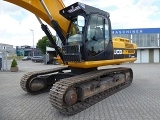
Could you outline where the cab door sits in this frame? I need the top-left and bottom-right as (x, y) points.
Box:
(85, 14), (110, 61)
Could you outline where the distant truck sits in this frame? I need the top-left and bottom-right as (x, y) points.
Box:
(31, 56), (43, 63)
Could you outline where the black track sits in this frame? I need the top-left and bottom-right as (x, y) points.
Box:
(20, 67), (69, 93)
(49, 67), (133, 115)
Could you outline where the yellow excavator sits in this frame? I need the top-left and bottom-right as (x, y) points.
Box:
(5, 0), (137, 115)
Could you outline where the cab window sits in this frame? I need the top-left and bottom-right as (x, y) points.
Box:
(86, 15), (105, 56)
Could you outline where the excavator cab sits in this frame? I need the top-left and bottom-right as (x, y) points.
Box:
(59, 2), (113, 62)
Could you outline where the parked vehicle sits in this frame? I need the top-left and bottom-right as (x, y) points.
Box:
(22, 56), (31, 61)
(31, 56), (43, 63)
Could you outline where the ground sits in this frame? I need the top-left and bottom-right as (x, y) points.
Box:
(0, 61), (160, 120)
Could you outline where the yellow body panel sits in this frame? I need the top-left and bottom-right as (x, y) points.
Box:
(58, 58), (136, 68)
(5, 0), (70, 35)
(68, 58), (136, 68)
(56, 57), (137, 68)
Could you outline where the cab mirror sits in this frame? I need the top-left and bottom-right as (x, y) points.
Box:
(77, 16), (85, 27)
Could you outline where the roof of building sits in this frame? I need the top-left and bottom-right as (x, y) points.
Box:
(112, 28), (160, 34)
(0, 43), (13, 47)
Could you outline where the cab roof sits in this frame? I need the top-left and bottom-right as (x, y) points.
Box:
(60, 2), (110, 20)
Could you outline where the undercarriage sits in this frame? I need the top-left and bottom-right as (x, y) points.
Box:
(20, 66), (133, 115)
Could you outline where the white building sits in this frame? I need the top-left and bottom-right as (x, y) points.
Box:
(0, 43), (15, 55)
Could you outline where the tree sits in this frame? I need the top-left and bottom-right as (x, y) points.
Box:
(36, 36), (56, 54)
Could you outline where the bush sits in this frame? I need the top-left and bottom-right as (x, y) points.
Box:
(11, 59), (18, 67)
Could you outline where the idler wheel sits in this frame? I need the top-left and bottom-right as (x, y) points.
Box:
(29, 78), (45, 91)
(64, 89), (77, 105)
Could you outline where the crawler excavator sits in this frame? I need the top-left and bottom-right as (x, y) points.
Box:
(5, 0), (137, 115)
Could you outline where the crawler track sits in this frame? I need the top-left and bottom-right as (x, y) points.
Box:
(49, 67), (133, 115)
(20, 66), (69, 93)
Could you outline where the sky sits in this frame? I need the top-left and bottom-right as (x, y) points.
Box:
(0, 0), (160, 47)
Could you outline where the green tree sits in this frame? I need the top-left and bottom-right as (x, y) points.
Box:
(36, 36), (56, 54)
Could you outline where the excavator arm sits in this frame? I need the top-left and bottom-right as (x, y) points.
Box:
(4, 0), (70, 36)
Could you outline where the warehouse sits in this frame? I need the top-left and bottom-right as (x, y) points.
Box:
(112, 28), (160, 63)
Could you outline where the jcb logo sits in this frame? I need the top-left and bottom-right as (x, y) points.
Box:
(114, 50), (122, 55)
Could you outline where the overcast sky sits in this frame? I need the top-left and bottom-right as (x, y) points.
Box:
(0, 0), (160, 47)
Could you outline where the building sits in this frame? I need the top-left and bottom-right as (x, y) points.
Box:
(45, 46), (57, 64)
(16, 45), (43, 56)
(0, 43), (15, 55)
(112, 28), (160, 63)
(0, 43), (15, 70)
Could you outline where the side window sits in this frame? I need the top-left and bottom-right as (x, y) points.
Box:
(87, 15), (103, 41)
(87, 15), (97, 41)
(105, 19), (109, 46)
(86, 15), (105, 56)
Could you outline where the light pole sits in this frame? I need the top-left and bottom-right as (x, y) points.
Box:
(30, 29), (34, 57)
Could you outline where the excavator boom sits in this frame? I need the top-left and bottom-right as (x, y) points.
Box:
(5, 0), (70, 36)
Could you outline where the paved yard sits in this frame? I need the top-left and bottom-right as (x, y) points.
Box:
(1, 61), (160, 120)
